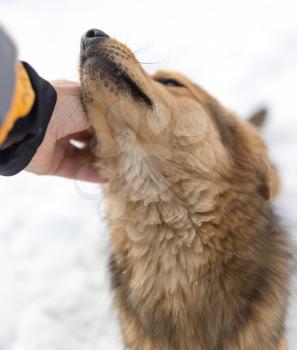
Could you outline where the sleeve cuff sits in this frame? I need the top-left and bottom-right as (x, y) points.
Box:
(0, 62), (57, 176)
(0, 62), (36, 145)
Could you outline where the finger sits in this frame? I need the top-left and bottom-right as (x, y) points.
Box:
(52, 157), (109, 183)
(75, 164), (109, 183)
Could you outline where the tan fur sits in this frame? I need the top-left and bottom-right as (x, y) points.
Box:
(80, 34), (290, 350)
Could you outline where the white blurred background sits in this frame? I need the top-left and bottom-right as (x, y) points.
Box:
(0, 0), (296, 348)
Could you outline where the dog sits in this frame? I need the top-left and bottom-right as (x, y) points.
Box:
(79, 29), (290, 350)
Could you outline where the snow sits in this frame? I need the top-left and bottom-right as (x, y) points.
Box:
(0, 0), (296, 348)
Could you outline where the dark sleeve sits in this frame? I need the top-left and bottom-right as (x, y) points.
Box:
(0, 62), (57, 176)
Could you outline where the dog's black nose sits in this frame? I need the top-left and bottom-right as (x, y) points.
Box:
(81, 29), (109, 50)
(85, 29), (109, 39)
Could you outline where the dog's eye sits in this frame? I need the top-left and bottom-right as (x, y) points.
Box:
(157, 78), (184, 88)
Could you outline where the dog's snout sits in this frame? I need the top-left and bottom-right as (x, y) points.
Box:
(81, 29), (109, 50)
(85, 29), (109, 39)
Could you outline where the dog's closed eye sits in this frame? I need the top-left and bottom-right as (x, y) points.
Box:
(156, 78), (185, 88)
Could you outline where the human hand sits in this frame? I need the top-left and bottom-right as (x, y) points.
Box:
(26, 80), (107, 183)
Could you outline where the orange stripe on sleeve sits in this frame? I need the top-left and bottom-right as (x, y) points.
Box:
(0, 62), (36, 145)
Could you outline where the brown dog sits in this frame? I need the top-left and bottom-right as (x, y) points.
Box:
(79, 29), (290, 350)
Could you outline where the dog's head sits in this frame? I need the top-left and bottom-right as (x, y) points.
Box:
(80, 29), (277, 202)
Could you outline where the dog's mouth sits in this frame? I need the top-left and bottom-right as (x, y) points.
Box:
(80, 29), (153, 108)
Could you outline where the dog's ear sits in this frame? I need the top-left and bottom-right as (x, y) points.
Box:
(248, 108), (268, 128)
(204, 101), (279, 200)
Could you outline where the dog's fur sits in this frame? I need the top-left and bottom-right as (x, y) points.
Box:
(79, 33), (290, 350)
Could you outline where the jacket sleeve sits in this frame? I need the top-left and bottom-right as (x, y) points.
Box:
(0, 28), (57, 176)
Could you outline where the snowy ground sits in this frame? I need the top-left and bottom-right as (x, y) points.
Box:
(0, 0), (296, 348)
